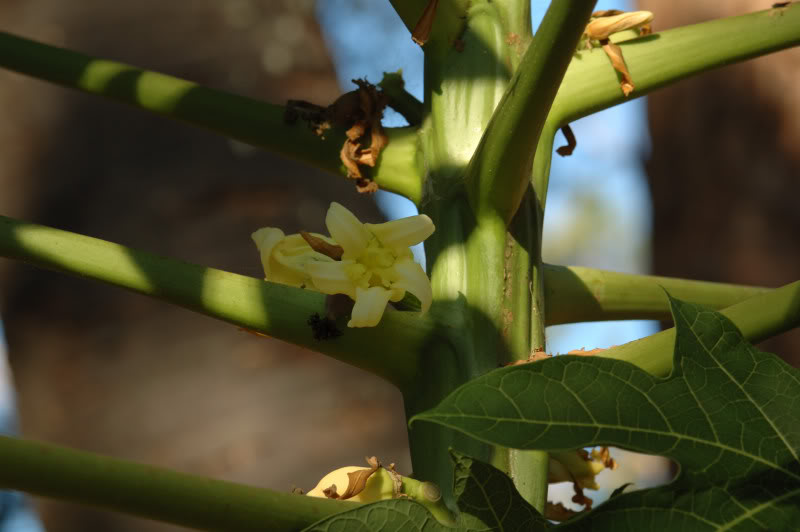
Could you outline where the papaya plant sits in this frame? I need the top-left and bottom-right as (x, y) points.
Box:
(1, 1), (799, 530)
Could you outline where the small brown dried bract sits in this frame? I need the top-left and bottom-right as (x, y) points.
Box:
(340, 141), (362, 179)
(338, 80), (389, 193)
(556, 124), (577, 156)
(545, 501), (582, 522)
(328, 90), (363, 127)
(286, 80), (388, 194)
(346, 121), (367, 142)
(412, 0), (439, 46)
(356, 178), (378, 194)
(300, 231), (344, 260)
(585, 11), (653, 41)
(322, 484), (340, 499)
(602, 41), (635, 96)
(338, 457), (381, 500)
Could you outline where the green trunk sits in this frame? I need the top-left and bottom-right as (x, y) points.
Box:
(401, 0), (547, 509)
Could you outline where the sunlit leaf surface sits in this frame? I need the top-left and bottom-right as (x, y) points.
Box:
(413, 297), (800, 530)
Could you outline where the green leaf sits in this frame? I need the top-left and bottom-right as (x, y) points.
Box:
(303, 450), (550, 531)
(413, 296), (800, 530)
(302, 498), (444, 532)
(451, 450), (549, 531)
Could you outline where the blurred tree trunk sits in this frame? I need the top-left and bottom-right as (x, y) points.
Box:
(0, 2), (406, 532)
(637, 0), (800, 365)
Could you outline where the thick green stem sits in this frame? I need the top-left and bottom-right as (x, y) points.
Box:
(543, 264), (770, 325)
(0, 215), (434, 390)
(500, 190), (549, 511)
(465, 1), (596, 226)
(494, 0), (533, 70)
(550, 3), (800, 125)
(0, 31), (422, 202)
(602, 280), (800, 377)
(481, 2), (599, 510)
(416, 2), (597, 513)
(0, 436), (354, 532)
(402, 477), (457, 526)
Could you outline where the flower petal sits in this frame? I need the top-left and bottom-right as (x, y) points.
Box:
(365, 214), (435, 250)
(391, 259), (432, 313)
(326, 202), (370, 259)
(348, 286), (393, 327)
(268, 260), (311, 287)
(251, 227), (286, 278)
(279, 233), (326, 256)
(306, 260), (357, 299)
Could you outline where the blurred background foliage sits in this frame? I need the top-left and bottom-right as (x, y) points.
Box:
(0, 1), (797, 530)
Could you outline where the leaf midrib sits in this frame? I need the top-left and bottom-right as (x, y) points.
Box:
(418, 415), (799, 481)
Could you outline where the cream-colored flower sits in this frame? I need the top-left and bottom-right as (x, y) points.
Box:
(548, 448), (616, 490)
(252, 202), (435, 327)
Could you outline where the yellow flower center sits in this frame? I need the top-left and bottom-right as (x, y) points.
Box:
(344, 235), (401, 290)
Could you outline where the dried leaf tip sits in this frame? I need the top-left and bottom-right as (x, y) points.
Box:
(411, 0), (439, 46)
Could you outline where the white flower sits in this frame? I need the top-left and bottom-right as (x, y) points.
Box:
(252, 202), (434, 327)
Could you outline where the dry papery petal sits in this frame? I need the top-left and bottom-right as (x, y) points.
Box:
(585, 11), (654, 41)
(601, 41), (635, 97)
(338, 457), (380, 500)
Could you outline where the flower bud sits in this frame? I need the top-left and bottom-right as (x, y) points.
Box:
(306, 465), (397, 502)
